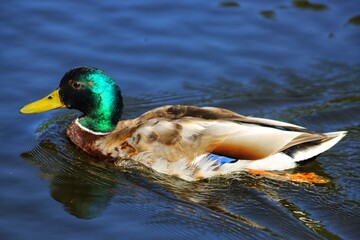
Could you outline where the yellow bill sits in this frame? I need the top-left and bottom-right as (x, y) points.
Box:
(20, 89), (66, 114)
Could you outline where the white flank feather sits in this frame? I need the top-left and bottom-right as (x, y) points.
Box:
(218, 152), (296, 174)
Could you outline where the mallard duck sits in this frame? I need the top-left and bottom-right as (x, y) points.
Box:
(20, 67), (346, 183)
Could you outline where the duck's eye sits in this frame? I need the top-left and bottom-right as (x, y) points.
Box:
(72, 82), (81, 89)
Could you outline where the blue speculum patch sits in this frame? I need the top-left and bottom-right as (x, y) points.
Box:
(208, 154), (237, 165)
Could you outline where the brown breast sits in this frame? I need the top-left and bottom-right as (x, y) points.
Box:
(66, 120), (112, 160)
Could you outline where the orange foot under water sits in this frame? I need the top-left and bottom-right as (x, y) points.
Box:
(247, 169), (329, 184)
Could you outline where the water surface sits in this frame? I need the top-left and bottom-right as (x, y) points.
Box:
(1, 1), (359, 239)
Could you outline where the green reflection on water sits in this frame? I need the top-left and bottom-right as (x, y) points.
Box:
(347, 15), (360, 26)
(260, 10), (276, 20)
(293, 0), (327, 11)
(220, 1), (240, 8)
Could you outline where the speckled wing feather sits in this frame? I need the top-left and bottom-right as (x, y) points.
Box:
(98, 105), (330, 162)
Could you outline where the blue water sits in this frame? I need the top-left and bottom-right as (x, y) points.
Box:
(1, 1), (360, 239)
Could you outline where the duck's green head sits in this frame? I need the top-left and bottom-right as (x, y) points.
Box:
(20, 67), (124, 133)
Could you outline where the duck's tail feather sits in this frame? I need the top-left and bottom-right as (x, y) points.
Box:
(288, 131), (347, 162)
